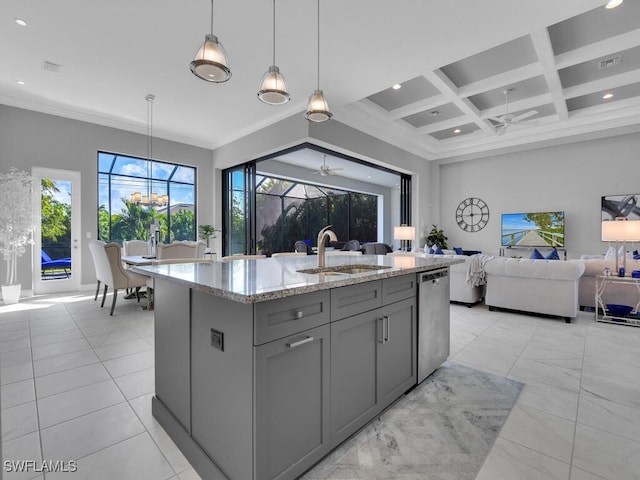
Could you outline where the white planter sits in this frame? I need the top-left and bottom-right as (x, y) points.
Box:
(1, 284), (21, 304)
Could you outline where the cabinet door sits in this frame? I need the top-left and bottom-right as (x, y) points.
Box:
(330, 310), (380, 445)
(255, 324), (331, 480)
(378, 297), (417, 410)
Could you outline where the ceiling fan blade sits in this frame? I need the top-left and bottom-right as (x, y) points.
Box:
(495, 125), (508, 136)
(488, 116), (503, 123)
(330, 167), (343, 172)
(513, 110), (538, 122)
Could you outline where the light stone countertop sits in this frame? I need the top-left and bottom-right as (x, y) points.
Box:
(133, 254), (463, 304)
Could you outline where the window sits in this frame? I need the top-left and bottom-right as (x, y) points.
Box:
(98, 152), (197, 244)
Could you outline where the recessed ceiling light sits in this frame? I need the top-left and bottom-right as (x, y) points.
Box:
(605, 0), (623, 9)
(430, 110), (440, 116)
(14, 18), (27, 26)
(602, 93), (614, 99)
(392, 84), (402, 90)
(16, 80), (25, 85)
(453, 129), (461, 134)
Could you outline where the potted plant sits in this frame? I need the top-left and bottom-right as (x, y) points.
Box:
(425, 224), (448, 250)
(198, 224), (221, 252)
(0, 168), (36, 304)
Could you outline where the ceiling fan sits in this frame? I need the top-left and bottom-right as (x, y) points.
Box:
(313, 155), (343, 176)
(489, 89), (538, 136)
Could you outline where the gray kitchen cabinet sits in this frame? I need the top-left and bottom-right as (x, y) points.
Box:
(377, 297), (417, 409)
(331, 283), (416, 445)
(330, 310), (379, 444)
(255, 324), (331, 480)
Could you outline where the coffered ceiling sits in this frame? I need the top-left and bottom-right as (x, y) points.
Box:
(1, 0), (639, 163)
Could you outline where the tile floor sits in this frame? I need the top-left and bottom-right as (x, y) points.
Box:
(1, 292), (640, 480)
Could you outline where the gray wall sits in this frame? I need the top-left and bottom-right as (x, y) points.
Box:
(0, 105), (213, 290)
(435, 132), (640, 259)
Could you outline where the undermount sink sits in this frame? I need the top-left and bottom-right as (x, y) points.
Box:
(297, 264), (392, 275)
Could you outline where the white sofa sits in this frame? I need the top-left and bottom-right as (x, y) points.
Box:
(484, 257), (586, 322)
(391, 252), (486, 306)
(577, 257), (640, 309)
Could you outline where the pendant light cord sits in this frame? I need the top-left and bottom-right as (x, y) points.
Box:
(272, 0), (276, 65)
(146, 94), (155, 199)
(210, 0), (214, 35)
(316, 0), (320, 89)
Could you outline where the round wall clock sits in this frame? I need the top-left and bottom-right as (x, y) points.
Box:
(456, 197), (489, 232)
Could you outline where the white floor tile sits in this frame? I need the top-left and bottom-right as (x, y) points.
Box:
(34, 362), (111, 399)
(128, 393), (159, 430)
(1, 378), (35, 409)
(46, 432), (174, 480)
(149, 426), (192, 474)
(2, 401), (39, 442)
(93, 338), (152, 362)
(40, 402), (145, 461)
(114, 367), (155, 400)
(33, 349), (100, 377)
(1, 432), (42, 480)
(37, 379), (125, 428)
(572, 423), (640, 480)
(31, 337), (91, 361)
(103, 349), (154, 378)
(499, 403), (575, 463)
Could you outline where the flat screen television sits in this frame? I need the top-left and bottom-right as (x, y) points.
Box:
(501, 211), (565, 247)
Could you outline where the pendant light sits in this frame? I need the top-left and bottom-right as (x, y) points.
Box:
(305, 0), (332, 122)
(190, 0), (231, 83)
(257, 0), (290, 105)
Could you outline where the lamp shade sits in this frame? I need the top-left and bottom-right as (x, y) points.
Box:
(190, 34), (231, 83)
(394, 225), (416, 241)
(602, 219), (640, 241)
(257, 66), (291, 105)
(305, 90), (332, 122)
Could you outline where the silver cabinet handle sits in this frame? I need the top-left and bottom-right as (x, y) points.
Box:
(286, 336), (314, 348)
(293, 311), (303, 319)
(378, 317), (385, 344)
(384, 315), (390, 343)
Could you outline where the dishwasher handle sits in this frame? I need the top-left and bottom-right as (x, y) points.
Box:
(421, 268), (448, 282)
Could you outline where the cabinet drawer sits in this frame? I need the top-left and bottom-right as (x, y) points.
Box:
(382, 274), (416, 305)
(254, 290), (330, 345)
(331, 281), (382, 321)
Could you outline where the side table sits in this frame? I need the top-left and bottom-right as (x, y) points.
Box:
(595, 275), (640, 326)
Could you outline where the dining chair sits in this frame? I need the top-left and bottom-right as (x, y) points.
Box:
(220, 255), (267, 261)
(123, 239), (150, 257)
(157, 240), (206, 260)
(271, 252), (306, 257)
(88, 240), (148, 315)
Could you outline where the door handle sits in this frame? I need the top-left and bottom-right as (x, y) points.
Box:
(286, 336), (314, 349)
(378, 317), (385, 344)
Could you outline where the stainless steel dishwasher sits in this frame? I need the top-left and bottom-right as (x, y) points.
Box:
(418, 268), (450, 383)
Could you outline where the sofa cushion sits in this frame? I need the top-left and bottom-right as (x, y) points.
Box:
(485, 257), (585, 281)
(545, 249), (560, 260)
(453, 247), (464, 255)
(434, 246), (443, 255)
(530, 248), (544, 259)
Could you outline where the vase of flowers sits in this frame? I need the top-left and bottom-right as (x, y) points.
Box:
(0, 168), (36, 304)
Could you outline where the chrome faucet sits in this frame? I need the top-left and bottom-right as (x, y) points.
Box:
(317, 225), (337, 268)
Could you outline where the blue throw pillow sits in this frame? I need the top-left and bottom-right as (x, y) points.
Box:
(545, 248), (560, 260)
(453, 247), (464, 255)
(634, 254), (640, 260)
(428, 247), (435, 254)
(434, 247), (443, 255)
(530, 248), (544, 259)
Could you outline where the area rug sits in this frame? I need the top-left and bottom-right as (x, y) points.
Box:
(301, 361), (523, 480)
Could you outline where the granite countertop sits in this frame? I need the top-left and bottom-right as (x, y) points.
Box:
(133, 254), (463, 304)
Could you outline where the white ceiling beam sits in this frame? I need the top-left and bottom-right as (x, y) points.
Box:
(555, 29), (640, 69)
(480, 93), (553, 118)
(563, 69), (640, 99)
(387, 94), (450, 120)
(424, 70), (494, 133)
(456, 63), (544, 98)
(416, 117), (468, 135)
(530, 29), (569, 121)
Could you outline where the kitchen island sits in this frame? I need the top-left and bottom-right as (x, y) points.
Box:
(135, 254), (462, 480)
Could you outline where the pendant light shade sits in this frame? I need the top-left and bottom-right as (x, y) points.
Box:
(305, 89), (332, 122)
(190, 1), (231, 83)
(258, 66), (290, 105)
(305, 0), (331, 122)
(258, 0), (290, 104)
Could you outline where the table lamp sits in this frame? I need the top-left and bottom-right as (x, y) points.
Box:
(601, 218), (640, 275)
(394, 225), (415, 252)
